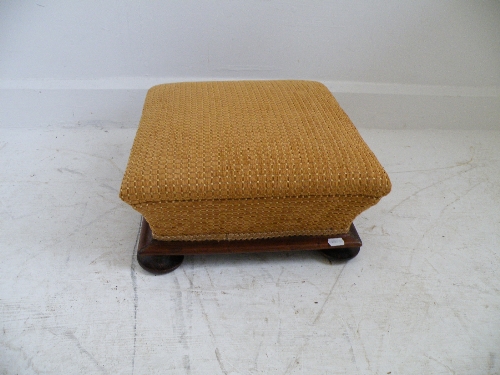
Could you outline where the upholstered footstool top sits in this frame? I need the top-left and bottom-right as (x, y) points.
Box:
(120, 80), (391, 241)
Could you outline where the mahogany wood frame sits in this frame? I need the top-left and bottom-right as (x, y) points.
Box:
(137, 217), (362, 274)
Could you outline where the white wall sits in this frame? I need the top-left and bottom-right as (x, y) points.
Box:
(1, 0), (499, 129)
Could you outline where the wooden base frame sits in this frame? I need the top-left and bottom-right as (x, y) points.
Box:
(137, 217), (362, 274)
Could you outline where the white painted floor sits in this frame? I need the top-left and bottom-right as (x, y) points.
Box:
(1, 126), (499, 375)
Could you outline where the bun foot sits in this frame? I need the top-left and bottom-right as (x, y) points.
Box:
(137, 217), (184, 274)
(320, 247), (360, 261)
(137, 253), (184, 274)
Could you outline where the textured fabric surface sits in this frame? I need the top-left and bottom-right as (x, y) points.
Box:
(120, 80), (391, 240)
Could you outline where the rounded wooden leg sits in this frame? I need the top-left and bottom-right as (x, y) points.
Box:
(137, 253), (184, 274)
(320, 247), (360, 261)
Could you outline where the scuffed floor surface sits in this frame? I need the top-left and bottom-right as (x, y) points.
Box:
(0, 126), (499, 375)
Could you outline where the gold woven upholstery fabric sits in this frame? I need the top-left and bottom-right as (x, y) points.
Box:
(120, 80), (391, 240)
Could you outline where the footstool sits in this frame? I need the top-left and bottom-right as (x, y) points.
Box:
(120, 80), (391, 274)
